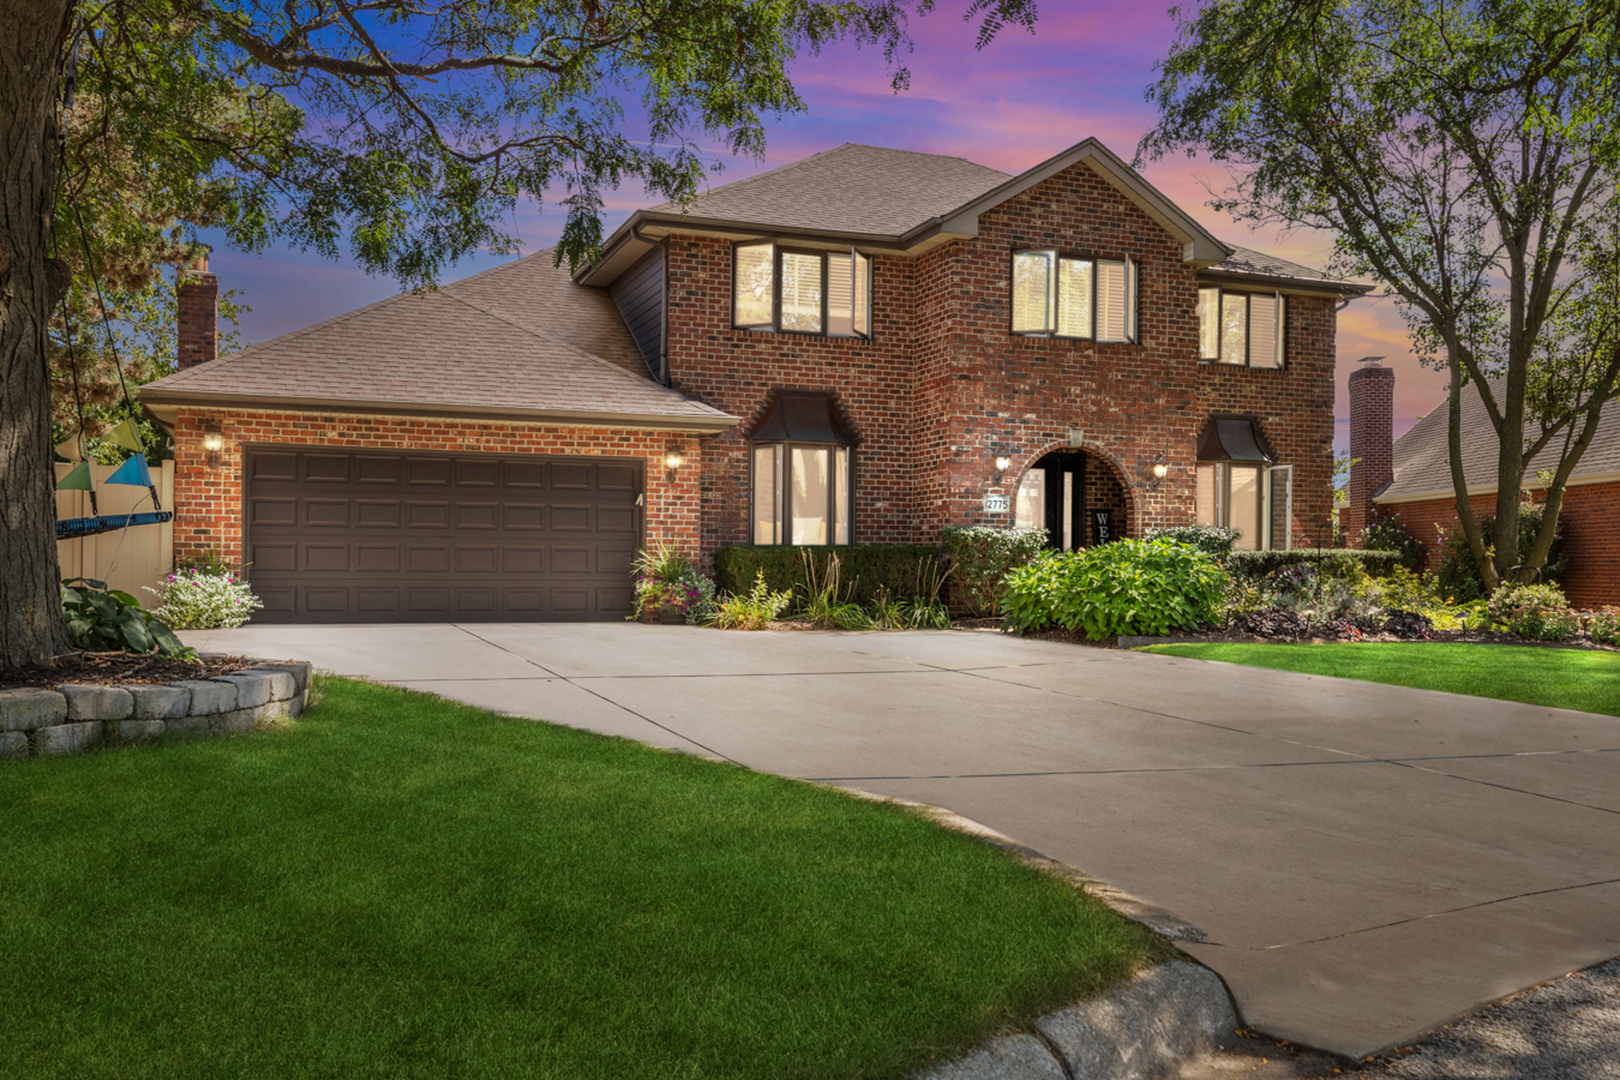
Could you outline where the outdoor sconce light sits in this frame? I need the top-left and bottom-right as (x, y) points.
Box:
(991, 451), (1013, 484)
(1152, 452), (1169, 481)
(202, 423), (223, 468)
(664, 451), (684, 482)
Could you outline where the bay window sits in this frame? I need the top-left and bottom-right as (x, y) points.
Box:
(749, 391), (857, 545)
(732, 241), (872, 337)
(1195, 416), (1292, 550)
(1011, 250), (1136, 342)
(1197, 287), (1285, 367)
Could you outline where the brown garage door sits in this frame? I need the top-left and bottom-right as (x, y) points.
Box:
(244, 448), (641, 622)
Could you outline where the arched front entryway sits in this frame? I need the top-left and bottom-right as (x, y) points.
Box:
(1012, 449), (1130, 550)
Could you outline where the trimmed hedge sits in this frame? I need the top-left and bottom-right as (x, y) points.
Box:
(1225, 548), (1401, 580)
(714, 544), (945, 606)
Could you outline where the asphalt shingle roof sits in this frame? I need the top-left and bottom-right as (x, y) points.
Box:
(142, 251), (734, 427)
(1204, 246), (1370, 291)
(651, 143), (1012, 236)
(1380, 381), (1620, 500)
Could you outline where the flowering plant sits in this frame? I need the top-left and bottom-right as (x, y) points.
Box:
(145, 567), (265, 630)
(629, 545), (716, 624)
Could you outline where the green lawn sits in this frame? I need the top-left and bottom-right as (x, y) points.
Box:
(0, 677), (1165, 1080)
(1142, 642), (1620, 715)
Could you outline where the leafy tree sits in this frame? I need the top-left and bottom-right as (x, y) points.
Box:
(1143, 0), (1620, 594)
(0, 0), (1034, 666)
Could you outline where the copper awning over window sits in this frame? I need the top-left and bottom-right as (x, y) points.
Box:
(748, 391), (858, 445)
(1197, 416), (1272, 463)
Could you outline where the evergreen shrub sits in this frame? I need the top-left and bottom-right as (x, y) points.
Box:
(941, 526), (1049, 617)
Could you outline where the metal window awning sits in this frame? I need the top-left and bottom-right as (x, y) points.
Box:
(748, 391), (858, 445)
(1198, 417), (1272, 463)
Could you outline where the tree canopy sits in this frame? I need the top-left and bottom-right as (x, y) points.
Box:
(1143, 0), (1620, 591)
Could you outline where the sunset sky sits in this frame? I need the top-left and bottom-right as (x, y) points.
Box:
(203, 1), (1447, 451)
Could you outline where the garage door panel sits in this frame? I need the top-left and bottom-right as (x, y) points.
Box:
(304, 455), (351, 483)
(357, 500), (401, 527)
(357, 456), (401, 484)
(304, 499), (349, 527)
(247, 448), (641, 623)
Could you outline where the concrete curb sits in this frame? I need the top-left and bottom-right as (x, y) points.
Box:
(841, 791), (1241, 1079)
(914, 961), (1237, 1080)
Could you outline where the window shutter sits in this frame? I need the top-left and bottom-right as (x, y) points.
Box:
(1249, 293), (1278, 369)
(1267, 465), (1293, 550)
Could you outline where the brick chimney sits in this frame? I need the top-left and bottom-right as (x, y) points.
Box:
(1347, 361), (1395, 541)
(177, 249), (218, 370)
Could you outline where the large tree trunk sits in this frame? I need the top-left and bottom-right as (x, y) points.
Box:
(0, 0), (75, 667)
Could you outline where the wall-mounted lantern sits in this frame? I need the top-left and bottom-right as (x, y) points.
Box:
(663, 451), (684, 483)
(202, 423), (224, 468)
(1152, 451), (1169, 481)
(991, 450), (1013, 484)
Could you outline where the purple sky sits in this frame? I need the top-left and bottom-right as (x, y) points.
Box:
(204, 2), (1444, 451)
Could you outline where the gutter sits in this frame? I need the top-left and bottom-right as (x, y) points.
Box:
(137, 389), (740, 434)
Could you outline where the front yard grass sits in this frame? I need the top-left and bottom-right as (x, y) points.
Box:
(1142, 642), (1620, 716)
(0, 677), (1166, 1080)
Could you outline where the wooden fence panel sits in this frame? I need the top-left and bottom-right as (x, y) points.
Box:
(54, 460), (176, 601)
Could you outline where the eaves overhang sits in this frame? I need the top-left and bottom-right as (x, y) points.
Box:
(137, 388), (740, 434)
(1374, 469), (1620, 505)
(1196, 267), (1376, 299)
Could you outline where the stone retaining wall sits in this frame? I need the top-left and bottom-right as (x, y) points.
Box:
(0, 659), (313, 760)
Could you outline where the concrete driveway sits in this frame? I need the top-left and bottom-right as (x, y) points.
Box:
(180, 622), (1620, 1058)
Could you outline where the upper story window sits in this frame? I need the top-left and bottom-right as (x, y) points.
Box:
(1010, 250), (1137, 343)
(1198, 287), (1285, 367)
(733, 241), (872, 337)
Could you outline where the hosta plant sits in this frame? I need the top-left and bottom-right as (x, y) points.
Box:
(146, 568), (265, 630)
(62, 578), (196, 658)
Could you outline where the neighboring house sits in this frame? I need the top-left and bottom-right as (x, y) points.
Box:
(1365, 381), (1620, 609)
(140, 138), (1370, 623)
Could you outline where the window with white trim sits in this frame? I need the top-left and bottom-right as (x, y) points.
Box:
(1010, 250), (1137, 342)
(732, 241), (872, 337)
(1197, 287), (1285, 367)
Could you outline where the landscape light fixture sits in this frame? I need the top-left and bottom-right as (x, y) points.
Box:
(202, 423), (223, 468)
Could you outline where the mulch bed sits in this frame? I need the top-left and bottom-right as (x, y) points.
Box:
(0, 653), (257, 692)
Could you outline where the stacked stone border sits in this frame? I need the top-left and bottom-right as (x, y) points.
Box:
(0, 659), (313, 760)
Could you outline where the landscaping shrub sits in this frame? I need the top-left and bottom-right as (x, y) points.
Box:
(1003, 539), (1228, 639)
(1589, 608), (1620, 646)
(630, 545), (715, 624)
(1143, 525), (1239, 557)
(1225, 548), (1400, 581)
(942, 526), (1049, 617)
(714, 544), (945, 607)
(710, 572), (793, 630)
(145, 567), (265, 630)
(795, 552), (873, 630)
(1435, 501), (1564, 602)
(1357, 517), (1427, 571)
(61, 577), (195, 658)
(1486, 581), (1578, 642)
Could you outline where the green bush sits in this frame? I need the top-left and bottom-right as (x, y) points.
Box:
(1002, 539), (1228, 640)
(714, 544), (945, 608)
(1486, 582), (1578, 642)
(710, 572), (793, 630)
(1436, 501), (1564, 602)
(61, 577), (196, 658)
(1589, 608), (1620, 646)
(1357, 517), (1427, 572)
(941, 526), (1049, 617)
(1143, 525), (1238, 557)
(1225, 548), (1400, 581)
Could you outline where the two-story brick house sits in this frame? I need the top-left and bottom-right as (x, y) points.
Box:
(140, 137), (1370, 622)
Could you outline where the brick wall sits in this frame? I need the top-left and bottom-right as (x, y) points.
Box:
(170, 408), (702, 570)
(1380, 481), (1620, 608)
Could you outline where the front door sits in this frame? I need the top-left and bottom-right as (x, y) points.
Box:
(1037, 451), (1087, 551)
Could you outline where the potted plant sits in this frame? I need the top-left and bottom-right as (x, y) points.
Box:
(631, 545), (709, 624)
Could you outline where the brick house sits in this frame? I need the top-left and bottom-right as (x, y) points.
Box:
(140, 138), (1370, 623)
(1355, 371), (1620, 609)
